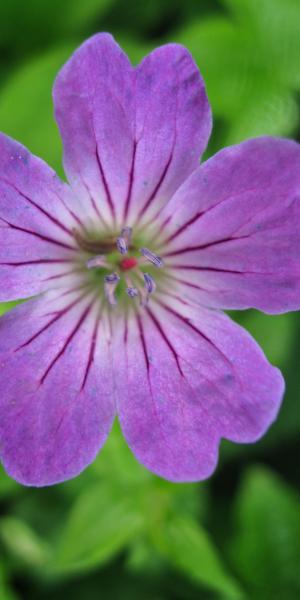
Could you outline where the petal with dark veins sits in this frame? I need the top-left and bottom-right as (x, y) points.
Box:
(53, 33), (211, 227)
(0, 133), (84, 301)
(0, 290), (115, 486)
(159, 137), (300, 313)
(114, 298), (283, 482)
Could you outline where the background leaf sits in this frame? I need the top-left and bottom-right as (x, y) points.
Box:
(153, 516), (244, 599)
(229, 467), (300, 599)
(51, 482), (144, 575)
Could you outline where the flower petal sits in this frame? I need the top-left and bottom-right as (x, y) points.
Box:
(0, 133), (85, 301)
(53, 33), (211, 227)
(114, 299), (283, 482)
(0, 290), (115, 485)
(159, 137), (300, 313)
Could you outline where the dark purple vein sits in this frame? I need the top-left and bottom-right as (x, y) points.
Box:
(155, 299), (232, 367)
(53, 191), (88, 234)
(0, 258), (74, 267)
(146, 307), (184, 377)
(81, 307), (102, 391)
(123, 140), (137, 222)
(95, 146), (116, 223)
(0, 216), (76, 251)
(39, 297), (96, 385)
(123, 311), (129, 346)
(135, 151), (174, 223)
(15, 291), (90, 352)
(0, 176), (74, 238)
(79, 177), (109, 228)
(162, 234), (251, 258)
(168, 264), (247, 275)
(161, 210), (205, 245)
(146, 214), (172, 247)
(136, 314), (150, 374)
(163, 273), (210, 293)
(42, 268), (82, 282)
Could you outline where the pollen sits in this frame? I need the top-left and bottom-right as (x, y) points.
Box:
(120, 256), (138, 271)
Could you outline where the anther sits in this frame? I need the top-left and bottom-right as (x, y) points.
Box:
(143, 272), (156, 294)
(139, 247), (164, 268)
(104, 273), (120, 306)
(86, 255), (108, 269)
(116, 237), (128, 255)
(126, 287), (138, 298)
(124, 274), (138, 299)
(121, 227), (132, 244)
(116, 227), (132, 255)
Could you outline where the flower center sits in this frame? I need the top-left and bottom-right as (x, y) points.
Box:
(84, 226), (164, 306)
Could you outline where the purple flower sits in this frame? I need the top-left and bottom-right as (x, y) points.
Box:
(0, 33), (299, 487)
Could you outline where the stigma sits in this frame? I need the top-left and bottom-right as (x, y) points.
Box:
(120, 256), (138, 271)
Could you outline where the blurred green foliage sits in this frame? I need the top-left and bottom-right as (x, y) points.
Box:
(0, 0), (300, 598)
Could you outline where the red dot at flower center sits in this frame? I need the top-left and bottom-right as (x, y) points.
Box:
(120, 256), (138, 271)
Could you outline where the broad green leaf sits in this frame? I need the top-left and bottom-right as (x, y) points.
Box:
(0, 563), (18, 600)
(177, 15), (299, 144)
(50, 482), (144, 575)
(90, 421), (152, 485)
(232, 311), (295, 369)
(126, 538), (164, 576)
(229, 467), (300, 598)
(177, 18), (262, 118)
(224, 83), (298, 145)
(222, 0), (300, 88)
(0, 467), (21, 499)
(0, 517), (50, 568)
(153, 516), (244, 599)
(91, 423), (206, 524)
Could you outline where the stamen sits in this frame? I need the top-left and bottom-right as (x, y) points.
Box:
(139, 286), (150, 306)
(126, 287), (138, 298)
(86, 255), (108, 269)
(116, 237), (128, 255)
(125, 274), (138, 299)
(121, 227), (132, 244)
(143, 272), (156, 294)
(116, 227), (132, 255)
(104, 272), (120, 306)
(139, 247), (164, 268)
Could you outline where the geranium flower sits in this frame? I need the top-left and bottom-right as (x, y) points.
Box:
(0, 34), (299, 486)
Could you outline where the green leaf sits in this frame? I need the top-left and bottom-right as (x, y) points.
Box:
(177, 14), (299, 144)
(0, 562), (18, 600)
(153, 516), (244, 599)
(177, 18), (258, 118)
(0, 466), (22, 499)
(229, 467), (300, 598)
(222, 0), (300, 88)
(224, 83), (298, 145)
(50, 482), (144, 575)
(232, 311), (295, 369)
(0, 517), (50, 568)
(0, 302), (19, 318)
